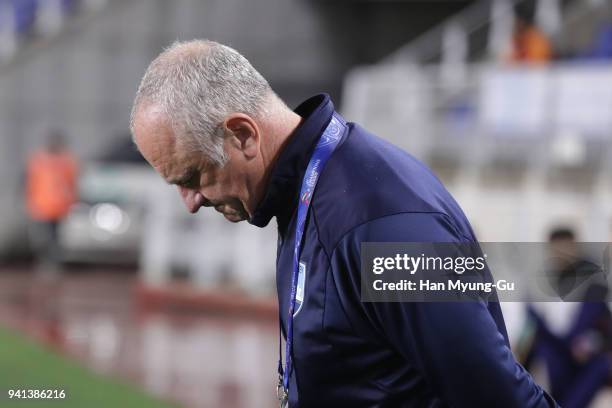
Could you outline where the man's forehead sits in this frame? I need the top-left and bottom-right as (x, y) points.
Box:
(133, 104), (215, 185)
(133, 105), (179, 178)
(133, 104), (170, 139)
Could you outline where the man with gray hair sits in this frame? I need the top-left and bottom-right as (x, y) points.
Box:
(131, 40), (557, 407)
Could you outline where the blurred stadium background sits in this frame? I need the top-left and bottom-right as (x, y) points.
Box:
(1, 0), (612, 407)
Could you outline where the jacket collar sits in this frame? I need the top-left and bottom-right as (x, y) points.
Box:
(250, 94), (335, 232)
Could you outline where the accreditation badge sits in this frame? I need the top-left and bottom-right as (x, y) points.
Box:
(293, 262), (306, 317)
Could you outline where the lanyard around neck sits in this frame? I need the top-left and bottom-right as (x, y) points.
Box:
(278, 113), (346, 401)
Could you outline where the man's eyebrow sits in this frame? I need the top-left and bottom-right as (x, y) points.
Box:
(166, 169), (195, 185)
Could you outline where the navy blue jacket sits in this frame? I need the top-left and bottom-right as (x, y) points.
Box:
(251, 95), (557, 407)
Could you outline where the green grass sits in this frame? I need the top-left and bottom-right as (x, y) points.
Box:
(0, 326), (177, 408)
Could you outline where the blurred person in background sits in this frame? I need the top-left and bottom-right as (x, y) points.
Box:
(581, 1), (612, 60)
(509, 10), (552, 64)
(547, 228), (607, 302)
(131, 40), (557, 407)
(26, 130), (78, 273)
(518, 228), (612, 408)
(585, 22), (612, 60)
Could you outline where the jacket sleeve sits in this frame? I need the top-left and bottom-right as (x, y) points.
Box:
(329, 212), (558, 408)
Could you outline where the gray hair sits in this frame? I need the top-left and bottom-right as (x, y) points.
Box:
(130, 40), (274, 166)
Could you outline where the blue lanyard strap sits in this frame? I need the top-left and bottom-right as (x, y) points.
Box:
(278, 113), (346, 398)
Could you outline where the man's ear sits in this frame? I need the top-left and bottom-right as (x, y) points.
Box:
(223, 113), (260, 159)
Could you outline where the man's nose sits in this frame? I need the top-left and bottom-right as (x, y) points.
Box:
(177, 186), (206, 213)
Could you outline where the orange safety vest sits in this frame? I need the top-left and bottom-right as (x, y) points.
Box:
(26, 150), (78, 221)
(511, 26), (552, 64)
